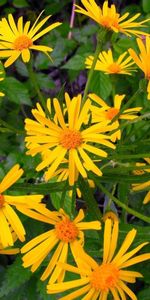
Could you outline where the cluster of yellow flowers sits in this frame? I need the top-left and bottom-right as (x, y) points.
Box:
(0, 166), (150, 300)
(0, 1), (150, 299)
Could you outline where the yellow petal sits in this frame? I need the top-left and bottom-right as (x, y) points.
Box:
(0, 164), (23, 193)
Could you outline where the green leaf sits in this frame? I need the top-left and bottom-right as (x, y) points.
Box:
(13, 0), (29, 7)
(36, 73), (55, 90)
(62, 54), (86, 70)
(0, 256), (31, 297)
(119, 223), (150, 246)
(79, 176), (102, 221)
(37, 279), (57, 300)
(88, 71), (112, 99)
(118, 183), (130, 205)
(138, 287), (150, 300)
(0, 77), (32, 106)
(10, 181), (71, 193)
(142, 0), (150, 13)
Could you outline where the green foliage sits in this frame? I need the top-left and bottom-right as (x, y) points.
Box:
(0, 256), (31, 297)
(142, 0), (150, 12)
(0, 77), (31, 105)
(13, 0), (29, 8)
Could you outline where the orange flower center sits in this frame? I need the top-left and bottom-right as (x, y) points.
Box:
(59, 129), (82, 149)
(106, 107), (119, 120)
(90, 263), (119, 291)
(13, 35), (33, 51)
(0, 194), (5, 208)
(100, 16), (119, 30)
(108, 62), (121, 74)
(55, 217), (79, 243)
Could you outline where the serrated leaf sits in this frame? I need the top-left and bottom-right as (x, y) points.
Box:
(0, 256), (31, 297)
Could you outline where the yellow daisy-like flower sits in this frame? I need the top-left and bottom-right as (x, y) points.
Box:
(129, 37), (150, 100)
(47, 218), (150, 300)
(132, 158), (150, 204)
(0, 229), (19, 255)
(89, 93), (142, 142)
(75, 0), (150, 37)
(25, 94), (117, 186)
(21, 208), (101, 284)
(0, 12), (61, 67)
(85, 50), (135, 75)
(0, 164), (51, 248)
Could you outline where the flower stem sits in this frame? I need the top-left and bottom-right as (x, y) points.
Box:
(68, 0), (76, 39)
(82, 28), (107, 105)
(27, 59), (47, 111)
(96, 181), (150, 224)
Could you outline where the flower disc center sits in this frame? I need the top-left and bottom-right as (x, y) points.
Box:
(90, 263), (119, 291)
(108, 62), (121, 74)
(55, 218), (79, 243)
(13, 35), (33, 51)
(59, 129), (82, 149)
(106, 107), (119, 120)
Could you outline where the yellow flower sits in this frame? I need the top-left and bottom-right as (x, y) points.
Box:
(0, 229), (19, 255)
(0, 12), (61, 67)
(132, 158), (150, 204)
(75, 0), (150, 36)
(0, 164), (50, 248)
(25, 94), (116, 186)
(129, 37), (150, 99)
(21, 208), (101, 284)
(85, 50), (135, 75)
(89, 93), (142, 142)
(103, 211), (119, 223)
(47, 218), (150, 300)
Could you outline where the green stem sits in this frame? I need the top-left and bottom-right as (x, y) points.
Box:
(82, 28), (107, 105)
(107, 184), (116, 209)
(27, 59), (46, 111)
(96, 181), (150, 224)
(121, 87), (143, 112)
(71, 183), (77, 216)
(60, 180), (68, 210)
